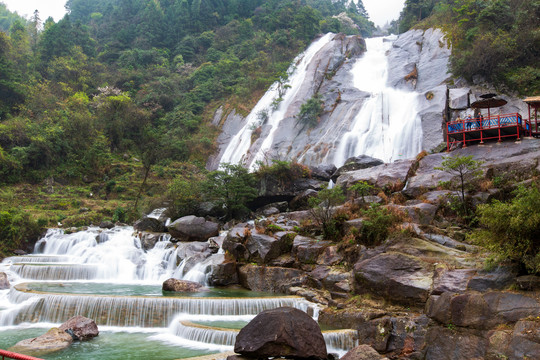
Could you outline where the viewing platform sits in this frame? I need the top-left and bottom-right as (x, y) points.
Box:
(445, 113), (536, 151)
(445, 95), (540, 151)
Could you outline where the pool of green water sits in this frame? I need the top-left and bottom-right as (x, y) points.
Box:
(0, 328), (215, 360)
(22, 282), (285, 298)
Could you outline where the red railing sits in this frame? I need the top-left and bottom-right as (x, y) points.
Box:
(0, 350), (43, 360)
(446, 113), (531, 151)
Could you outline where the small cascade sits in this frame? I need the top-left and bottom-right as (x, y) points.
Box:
(219, 33), (334, 170)
(4, 287), (314, 327)
(10, 263), (99, 281)
(172, 321), (238, 346)
(333, 36), (422, 166)
(323, 329), (359, 354)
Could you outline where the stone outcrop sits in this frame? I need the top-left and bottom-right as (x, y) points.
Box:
(133, 217), (166, 232)
(0, 271), (9, 289)
(340, 344), (388, 360)
(234, 307), (327, 359)
(167, 215), (219, 241)
(9, 328), (74, 356)
(162, 278), (206, 292)
(58, 315), (99, 341)
(354, 252), (434, 305)
(238, 264), (306, 293)
(336, 160), (414, 190)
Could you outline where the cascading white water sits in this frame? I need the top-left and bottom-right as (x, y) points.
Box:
(219, 33), (334, 170)
(19, 227), (214, 284)
(333, 36), (423, 167)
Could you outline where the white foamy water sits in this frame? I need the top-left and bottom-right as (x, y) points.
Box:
(333, 36), (422, 166)
(219, 33), (334, 170)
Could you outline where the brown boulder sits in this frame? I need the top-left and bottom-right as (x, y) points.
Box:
(340, 344), (387, 360)
(238, 264), (306, 293)
(59, 315), (99, 341)
(234, 307), (327, 359)
(162, 278), (206, 292)
(9, 328), (73, 357)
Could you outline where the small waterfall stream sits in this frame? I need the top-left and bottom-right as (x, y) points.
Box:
(0, 226), (356, 358)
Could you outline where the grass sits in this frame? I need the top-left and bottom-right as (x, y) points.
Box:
(0, 156), (187, 228)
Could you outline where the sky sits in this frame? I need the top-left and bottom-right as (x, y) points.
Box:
(1, 0), (404, 27)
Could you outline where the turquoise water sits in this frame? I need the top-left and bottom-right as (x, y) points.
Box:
(23, 282), (283, 298)
(0, 328), (215, 360)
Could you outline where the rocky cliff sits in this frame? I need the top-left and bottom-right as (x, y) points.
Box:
(208, 29), (530, 171)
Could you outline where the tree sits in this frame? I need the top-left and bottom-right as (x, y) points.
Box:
(308, 185), (346, 239)
(435, 154), (483, 217)
(205, 163), (257, 220)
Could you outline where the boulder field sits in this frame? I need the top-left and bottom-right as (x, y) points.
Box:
(138, 140), (540, 359)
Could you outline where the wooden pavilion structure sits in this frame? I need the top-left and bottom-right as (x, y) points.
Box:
(446, 96), (540, 151)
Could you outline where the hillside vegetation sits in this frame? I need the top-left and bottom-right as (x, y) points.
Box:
(395, 0), (540, 94)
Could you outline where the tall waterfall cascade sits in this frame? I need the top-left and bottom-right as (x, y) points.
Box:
(219, 33), (335, 170)
(332, 36), (422, 166)
(212, 29), (453, 170)
(0, 226), (356, 358)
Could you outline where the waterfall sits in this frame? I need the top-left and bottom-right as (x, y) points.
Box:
(24, 227), (209, 283)
(219, 33), (335, 170)
(333, 36), (422, 167)
(4, 287), (313, 327)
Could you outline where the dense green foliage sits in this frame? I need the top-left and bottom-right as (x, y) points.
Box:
(359, 203), (397, 246)
(471, 184), (540, 274)
(205, 163), (258, 220)
(0, 0), (374, 186)
(0, 208), (42, 257)
(396, 0), (540, 94)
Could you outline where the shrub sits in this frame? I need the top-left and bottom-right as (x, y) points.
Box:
(359, 203), (398, 246)
(112, 207), (126, 223)
(0, 208), (43, 257)
(470, 184), (540, 274)
(297, 94), (323, 128)
(308, 185), (346, 240)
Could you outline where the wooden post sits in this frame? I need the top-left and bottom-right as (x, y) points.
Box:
(498, 115), (501, 142)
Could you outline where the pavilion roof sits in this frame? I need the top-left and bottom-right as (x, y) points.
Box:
(524, 96), (540, 104)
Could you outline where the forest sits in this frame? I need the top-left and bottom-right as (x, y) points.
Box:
(0, 0), (373, 186)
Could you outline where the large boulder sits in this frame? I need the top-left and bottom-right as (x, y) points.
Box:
(292, 236), (332, 265)
(331, 155), (385, 181)
(0, 271), (10, 289)
(133, 217), (166, 232)
(354, 252), (434, 305)
(59, 315), (99, 341)
(238, 264), (306, 293)
(9, 328), (74, 356)
(246, 231), (294, 264)
(167, 216), (219, 241)
(340, 344), (387, 360)
(336, 160), (414, 190)
(162, 278), (206, 292)
(234, 307), (327, 359)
